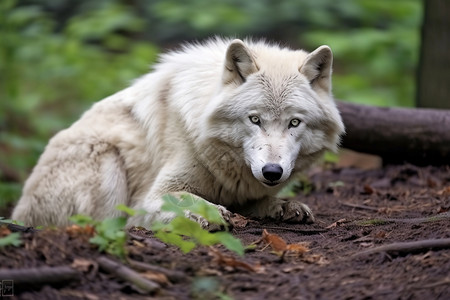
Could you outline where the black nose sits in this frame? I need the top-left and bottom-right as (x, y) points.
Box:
(262, 163), (283, 182)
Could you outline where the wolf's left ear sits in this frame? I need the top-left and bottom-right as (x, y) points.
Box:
(300, 45), (333, 94)
(223, 39), (259, 85)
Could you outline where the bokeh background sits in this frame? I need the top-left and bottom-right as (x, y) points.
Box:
(0, 0), (423, 209)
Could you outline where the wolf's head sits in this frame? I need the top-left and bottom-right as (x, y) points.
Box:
(202, 39), (345, 188)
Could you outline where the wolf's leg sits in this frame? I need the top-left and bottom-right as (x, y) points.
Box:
(236, 197), (315, 224)
(11, 141), (128, 227)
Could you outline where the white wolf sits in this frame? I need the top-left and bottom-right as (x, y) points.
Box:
(12, 38), (344, 228)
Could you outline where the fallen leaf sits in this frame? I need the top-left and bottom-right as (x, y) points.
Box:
(66, 225), (95, 237)
(302, 254), (328, 265)
(0, 226), (12, 237)
(71, 258), (98, 273)
(261, 229), (309, 257)
(325, 218), (347, 229)
(282, 265), (305, 273)
(141, 271), (170, 285)
(437, 186), (450, 196)
(229, 213), (249, 228)
(132, 240), (146, 248)
(286, 243), (309, 255)
(262, 229), (287, 253)
(363, 184), (375, 195)
(209, 247), (264, 273)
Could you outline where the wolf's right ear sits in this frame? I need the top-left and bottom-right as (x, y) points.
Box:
(223, 39), (259, 85)
(300, 45), (333, 95)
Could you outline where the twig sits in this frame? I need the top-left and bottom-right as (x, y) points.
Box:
(0, 221), (39, 233)
(127, 259), (186, 283)
(97, 256), (160, 293)
(0, 266), (79, 284)
(339, 201), (379, 211)
(127, 231), (167, 250)
(353, 238), (450, 258)
(241, 226), (327, 235)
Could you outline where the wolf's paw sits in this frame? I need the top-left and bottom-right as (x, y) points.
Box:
(185, 204), (233, 232)
(279, 201), (315, 224)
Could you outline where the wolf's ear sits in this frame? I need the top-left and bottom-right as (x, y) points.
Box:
(300, 45), (333, 94)
(223, 39), (259, 85)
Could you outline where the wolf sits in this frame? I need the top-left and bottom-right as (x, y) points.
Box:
(12, 38), (345, 228)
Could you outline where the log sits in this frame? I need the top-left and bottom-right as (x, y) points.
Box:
(337, 101), (450, 165)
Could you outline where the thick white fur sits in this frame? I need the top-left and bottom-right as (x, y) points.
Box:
(12, 38), (345, 227)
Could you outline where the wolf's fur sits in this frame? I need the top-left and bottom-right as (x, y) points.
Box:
(12, 38), (345, 227)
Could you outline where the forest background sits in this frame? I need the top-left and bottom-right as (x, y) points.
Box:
(0, 0), (422, 209)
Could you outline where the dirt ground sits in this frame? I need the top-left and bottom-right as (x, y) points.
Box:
(1, 164), (450, 300)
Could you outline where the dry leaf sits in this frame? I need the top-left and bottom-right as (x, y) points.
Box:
(71, 258), (98, 273)
(262, 229), (287, 253)
(141, 271), (170, 285)
(229, 213), (249, 228)
(325, 218), (347, 229)
(437, 186), (450, 196)
(282, 265), (305, 273)
(66, 225), (95, 236)
(261, 229), (309, 256)
(209, 247), (264, 273)
(363, 184), (375, 195)
(0, 226), (12, 237)
(302, 254), (328, 265)
(286, 243), (309, 255)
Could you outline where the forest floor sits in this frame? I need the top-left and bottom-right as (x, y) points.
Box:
(1, 164), (450, 299)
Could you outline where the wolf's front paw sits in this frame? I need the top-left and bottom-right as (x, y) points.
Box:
(280, 201), (315, 224)
(185, 204), (233, 232)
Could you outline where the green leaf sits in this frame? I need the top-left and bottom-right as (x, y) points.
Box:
(89, 235), (109, 251)
(213, 232), (245, 256)
(154, 230), (196, 253)
(115, 204), (146, 216)
(0, 232), (22, 247)
(69, 214), (95, 226)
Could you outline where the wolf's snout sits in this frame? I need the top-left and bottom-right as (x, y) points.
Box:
(262, 163), (283, 182)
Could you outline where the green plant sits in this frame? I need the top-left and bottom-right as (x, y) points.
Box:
(69, 204), (145, 259)
(0, 232), (22, 248)
(152, 194), (244, 256)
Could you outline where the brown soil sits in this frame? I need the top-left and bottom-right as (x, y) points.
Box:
(1, 164), (450, 299)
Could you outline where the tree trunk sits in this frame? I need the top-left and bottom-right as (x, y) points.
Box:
(337, 101), (450, 165)
(417, 0), (450, 109)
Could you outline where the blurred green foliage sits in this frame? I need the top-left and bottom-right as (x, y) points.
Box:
(0, 0), (422, 209)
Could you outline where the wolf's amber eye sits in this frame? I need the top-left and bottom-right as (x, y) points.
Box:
(289, 118), (301, 128)
(249, 116), (261, 125)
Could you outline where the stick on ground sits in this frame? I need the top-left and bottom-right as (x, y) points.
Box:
(97, 256), (160, 293)
(0, 266), (79, 285)
(353, 238), (450, 258)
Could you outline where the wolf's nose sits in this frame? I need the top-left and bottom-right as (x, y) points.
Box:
(262, 163), (283, 182)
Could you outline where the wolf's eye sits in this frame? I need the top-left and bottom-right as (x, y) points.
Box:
(249, 116), (261, 125)
(289, 118), (301, 128)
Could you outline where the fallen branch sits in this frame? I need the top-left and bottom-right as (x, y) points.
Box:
(97, 256), (160, 293)
(337, 101), (450, 165)
(127, 259), (186, 283)
(353, 238), (450, 258)
(0, 266), (79, 285)
(356, 212), (450, 226)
